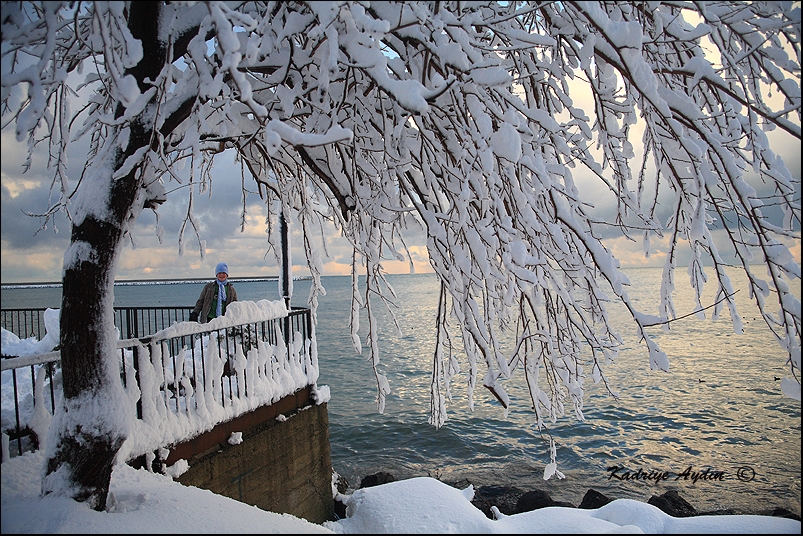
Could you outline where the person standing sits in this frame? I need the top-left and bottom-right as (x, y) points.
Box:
(190, 262), (238, 323)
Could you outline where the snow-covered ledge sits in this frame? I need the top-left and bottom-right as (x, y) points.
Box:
(119, 300), (321, 462)
(1, 300), (324, 465)
(146, 299), (288, 341)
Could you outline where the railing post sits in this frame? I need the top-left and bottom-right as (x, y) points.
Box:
(280, 206), (292, 309)
(133, 344), (143, 420)
(129, 308), (138, 340)
(280, 207), (292, 350)
(11, 369), (22, 456)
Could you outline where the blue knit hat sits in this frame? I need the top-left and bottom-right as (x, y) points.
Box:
(215, 262), (228, 275)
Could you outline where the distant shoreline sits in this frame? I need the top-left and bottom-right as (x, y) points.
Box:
(1, 275), (312, 290)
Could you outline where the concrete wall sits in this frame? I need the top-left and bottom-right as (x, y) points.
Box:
(153, 388), (334, 524)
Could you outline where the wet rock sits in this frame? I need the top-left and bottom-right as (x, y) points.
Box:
(447, 478), (473, 491)
(333, 497), (347, 520)
(334, 473), (349, 494)
(332, 473), (350, 520)
(516, 489), (554, 512)
(758, 507), (801, 521)
(359, 471), (396, 488)
(648, 490), (697, 517)
(579, 489), (613, 510)
(471, 485), (524, 519)
(699, 509), (739, 516)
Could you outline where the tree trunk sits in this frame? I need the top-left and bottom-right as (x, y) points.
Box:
(42, 2), (167, 511)
(44, 205), (131, 509)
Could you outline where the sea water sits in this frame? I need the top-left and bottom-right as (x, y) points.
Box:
(1, 267), (800, 515)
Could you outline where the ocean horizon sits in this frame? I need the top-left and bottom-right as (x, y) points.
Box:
(0, 274), (313, 290)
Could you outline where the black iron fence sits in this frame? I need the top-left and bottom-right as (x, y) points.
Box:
(1, 305), (313, 459)
(2, 306), (197, 342)
(1, 308), (51, 342)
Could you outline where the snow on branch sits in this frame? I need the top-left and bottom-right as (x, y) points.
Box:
(2, 1), (800, 474)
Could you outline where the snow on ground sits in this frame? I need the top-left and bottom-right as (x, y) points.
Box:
(1, 450), (799, 534)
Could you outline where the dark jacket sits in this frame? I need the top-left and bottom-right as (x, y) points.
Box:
(192, 281), (237, 323)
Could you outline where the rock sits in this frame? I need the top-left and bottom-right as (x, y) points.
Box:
(333, 497), (347, 520)
(758, 508), (801, 521)
(447, 478), (473, 491)
(579, 489), (612, 509)
(698, 509), (739, 516)
(334, 473), (349, 494)
(359, 471), (396, 488)
(332, 473), (350, 521)
(471, 485), (524, 519)
(516, 489), (554, 512)
(648, 490), (697, 517)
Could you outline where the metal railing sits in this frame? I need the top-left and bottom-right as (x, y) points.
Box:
(1, 306), (197, 342)
(1, 305), (312, 459)
(1, 308), (51, 342)
(115, 306), (196, 339)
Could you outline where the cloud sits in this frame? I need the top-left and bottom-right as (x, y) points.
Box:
(0, 245), (66, 283)
(603, 228), (802, 274)
(2, 83), (799, 285)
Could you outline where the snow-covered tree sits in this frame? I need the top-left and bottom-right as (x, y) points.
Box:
(2, 1), (800, 509)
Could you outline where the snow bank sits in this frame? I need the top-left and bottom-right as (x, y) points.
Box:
(1, 309), (61, 437)
(323, 476), (800, 534)
(1, 452), (799, 534)
(325, 477), (487, 533)
(1, 450), (332, 534)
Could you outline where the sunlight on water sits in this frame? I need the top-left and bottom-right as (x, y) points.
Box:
(2, 267), (799, 515)
(310, 269), (800, 515)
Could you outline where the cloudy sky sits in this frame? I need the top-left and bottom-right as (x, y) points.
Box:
(2, 32), (801, 287)
(0, 121), (437, 284)
(2, 108), (800, 285)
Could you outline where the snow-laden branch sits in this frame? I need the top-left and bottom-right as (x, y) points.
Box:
(2, 1), (800, 484)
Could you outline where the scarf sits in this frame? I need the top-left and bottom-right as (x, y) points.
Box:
(216, 280), (227, 317)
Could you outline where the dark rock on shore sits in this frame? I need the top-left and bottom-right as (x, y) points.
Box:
(648, 490), (697, 517)
(333, 473), (349, 520)
(578, 489), (613, 510)
(471, 485), (524, 518)
(516, 489), (575, 512)
(334, 473), (349, 494)
(359, 471), (397, 489)
(333, 497), (347, 520)
(697, 508), (739, 516)
(470, 485), (576, 519)
(516, 489), (554, 512)
(758, 507), (802, 521)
